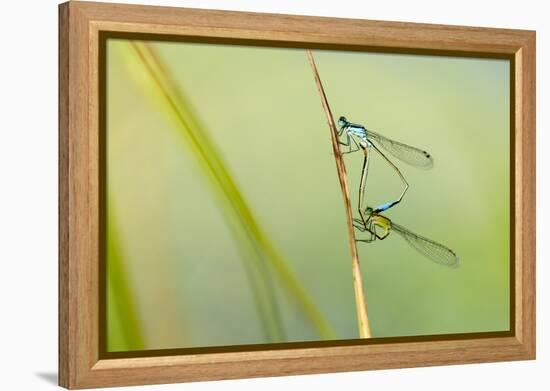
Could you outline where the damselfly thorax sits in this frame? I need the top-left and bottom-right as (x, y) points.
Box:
(367, 213), (392, 240)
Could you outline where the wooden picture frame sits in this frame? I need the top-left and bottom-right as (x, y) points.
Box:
(59, 1), (536, 389)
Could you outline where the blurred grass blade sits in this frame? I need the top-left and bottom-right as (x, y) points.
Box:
(127, 40), (336, 340)
(107, 207), (145, 351)
(131, 41), (284, 342)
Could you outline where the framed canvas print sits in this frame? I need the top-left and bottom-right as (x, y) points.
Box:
(58, 1), (536, 389)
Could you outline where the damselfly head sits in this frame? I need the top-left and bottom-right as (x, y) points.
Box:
(338, 116), (348, 127)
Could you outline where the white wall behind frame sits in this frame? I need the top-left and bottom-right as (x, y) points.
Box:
(0, 0), (546, 390)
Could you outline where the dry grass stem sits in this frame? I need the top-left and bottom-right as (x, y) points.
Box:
(306, 49), (371, 338)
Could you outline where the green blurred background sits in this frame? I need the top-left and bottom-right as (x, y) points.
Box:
(106, 39), (510, 352)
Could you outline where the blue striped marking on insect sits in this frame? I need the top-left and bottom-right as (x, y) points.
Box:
(374, 201), (398, 213)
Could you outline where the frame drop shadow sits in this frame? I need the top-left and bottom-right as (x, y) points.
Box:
(35, 372), (57, 385)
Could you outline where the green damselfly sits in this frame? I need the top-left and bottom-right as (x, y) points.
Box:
(353, 207), (459, 268)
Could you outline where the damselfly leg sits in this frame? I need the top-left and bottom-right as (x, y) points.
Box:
(353, 215), (391, 243)
(338, 131), (362, 154)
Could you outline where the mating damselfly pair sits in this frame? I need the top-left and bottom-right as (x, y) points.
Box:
(337, 116), (459, 268)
